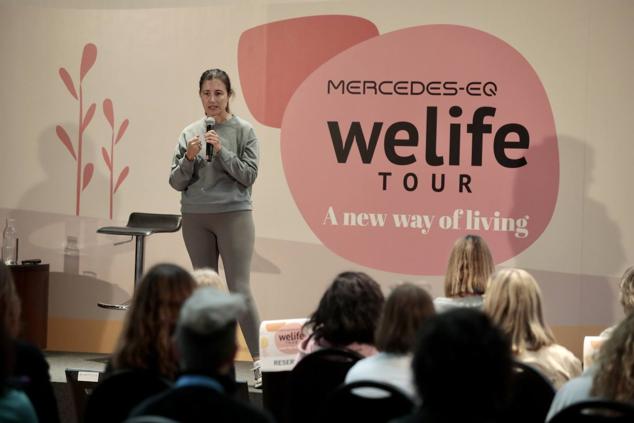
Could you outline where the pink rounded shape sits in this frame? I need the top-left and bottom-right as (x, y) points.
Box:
(238, 16), (379, 128)
(281, 25), (559, 275)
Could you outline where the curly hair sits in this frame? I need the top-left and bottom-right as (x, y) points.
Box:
(444, 235), (494, 297)
(591, 312), (634, 402)
(304, 271), (384, 347)
(112, 263), (197, 379)
(375, 282), (435, 354)
(0, 262), (21, 338)
(484, 268), (555, 354)
(619, 266), (634, 315)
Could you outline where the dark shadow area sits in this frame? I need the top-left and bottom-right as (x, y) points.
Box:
(509, 135), (626, 328)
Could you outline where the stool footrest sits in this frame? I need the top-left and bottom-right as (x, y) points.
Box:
(97, 227), (153, 236)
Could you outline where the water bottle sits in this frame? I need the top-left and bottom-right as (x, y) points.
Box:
(63, 235), (80, 274)
(2, 218), (17, 265)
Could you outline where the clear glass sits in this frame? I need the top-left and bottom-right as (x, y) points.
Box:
(64, 235), (80, 274)
(2, 218), (17, 265)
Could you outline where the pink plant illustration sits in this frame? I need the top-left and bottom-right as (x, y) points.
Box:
(101, 99), (130, 219)
(56, 43), (97, 216)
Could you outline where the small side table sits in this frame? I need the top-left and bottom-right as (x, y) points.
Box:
(9, 263), (49, 349)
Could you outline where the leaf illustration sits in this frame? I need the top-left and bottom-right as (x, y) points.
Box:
(101, 147), (112, 171)
(82, 103), (96, 131)
(116, 119), (129, 144)
(58, 68), (78, 100)
(80, 43), (97, 82)
(114, 166), (129, 193)
(103, 98), (114, 128)
(55, 125), (76, 160)
(82, 163), (94, 191)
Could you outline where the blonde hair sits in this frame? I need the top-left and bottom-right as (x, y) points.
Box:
(484, 268), (555, 354)
(619, 266), (634, 315)
(191, 268), (226, 291)
(591, 312), (634, 402)
(444, 235), (494, 297)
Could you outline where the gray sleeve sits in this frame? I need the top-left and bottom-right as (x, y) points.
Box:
(217, 126), (259, 187)
(545, 370), (595, 421)
(169, 133), (200, 191)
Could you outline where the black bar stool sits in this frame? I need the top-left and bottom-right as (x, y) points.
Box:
(97, 213), (182, 310)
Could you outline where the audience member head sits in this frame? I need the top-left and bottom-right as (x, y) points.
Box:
(305, 271), (384, 347)
(174, 287), (246, 375)
(0, 323), (15, 395)
(591, 312), (634, 402)
(618, 266), (634, 316)
(444, 235), (494, 297)
(0, 262), (20, 338)
(484, 268), (555, 354)
(112, 263), (197, 379)
(412, 309), (512, 422)
(191, 268), (225, 291)
(375, 283), (435, 354)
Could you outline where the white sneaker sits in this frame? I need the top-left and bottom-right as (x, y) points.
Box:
(252, 359), (262, 389)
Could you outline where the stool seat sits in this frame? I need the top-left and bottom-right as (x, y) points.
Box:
(98, 227), (158, 237)
(98, 212), (182, 236)
(97, 213), (182, 310)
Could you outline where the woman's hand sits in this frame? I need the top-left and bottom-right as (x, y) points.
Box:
(185, 136), (202, 161)
(204, 130), (222, 153)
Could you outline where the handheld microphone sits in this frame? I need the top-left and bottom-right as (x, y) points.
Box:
(204, 117), (215, 161)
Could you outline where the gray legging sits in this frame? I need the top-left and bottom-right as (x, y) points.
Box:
(182, 211), (260, 358)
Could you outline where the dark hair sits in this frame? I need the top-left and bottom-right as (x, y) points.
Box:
(175, 321), (238, 373)
(112, 263), (197, 379)
(0, 262), (20, 338)
(375, 283), (435, 354)
(304, 272), (384, 346)
(198, 68), (234, 113)
(0, 324), (14, 395)
(412, 309), (512, 421)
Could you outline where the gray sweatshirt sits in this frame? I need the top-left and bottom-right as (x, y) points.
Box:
(169, 115), (259, 213)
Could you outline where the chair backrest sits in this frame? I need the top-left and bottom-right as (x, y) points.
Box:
(550, 400), (634, 423)
(502, 361), (556, 423)
(122, 416), (179, 423)
(262, 371), (291, 423)
(323, 380), (415, 423)
(285, 348), (362, 423)
(83, 369), (171, 423)
(65, 369), (105, 423)
(234, 380), (250, 403)
(127, 213), (182, 233)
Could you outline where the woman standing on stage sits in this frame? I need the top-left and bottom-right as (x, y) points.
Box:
(169, 68), (261, 378)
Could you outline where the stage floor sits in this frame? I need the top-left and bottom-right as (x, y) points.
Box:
(44, 351), (261, 423)
(45, 351), (257, 384)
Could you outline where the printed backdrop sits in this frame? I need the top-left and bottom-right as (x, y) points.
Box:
(0, 0), (633, 356)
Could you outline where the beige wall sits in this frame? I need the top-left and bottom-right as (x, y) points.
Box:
(1, 0), (633, 355)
